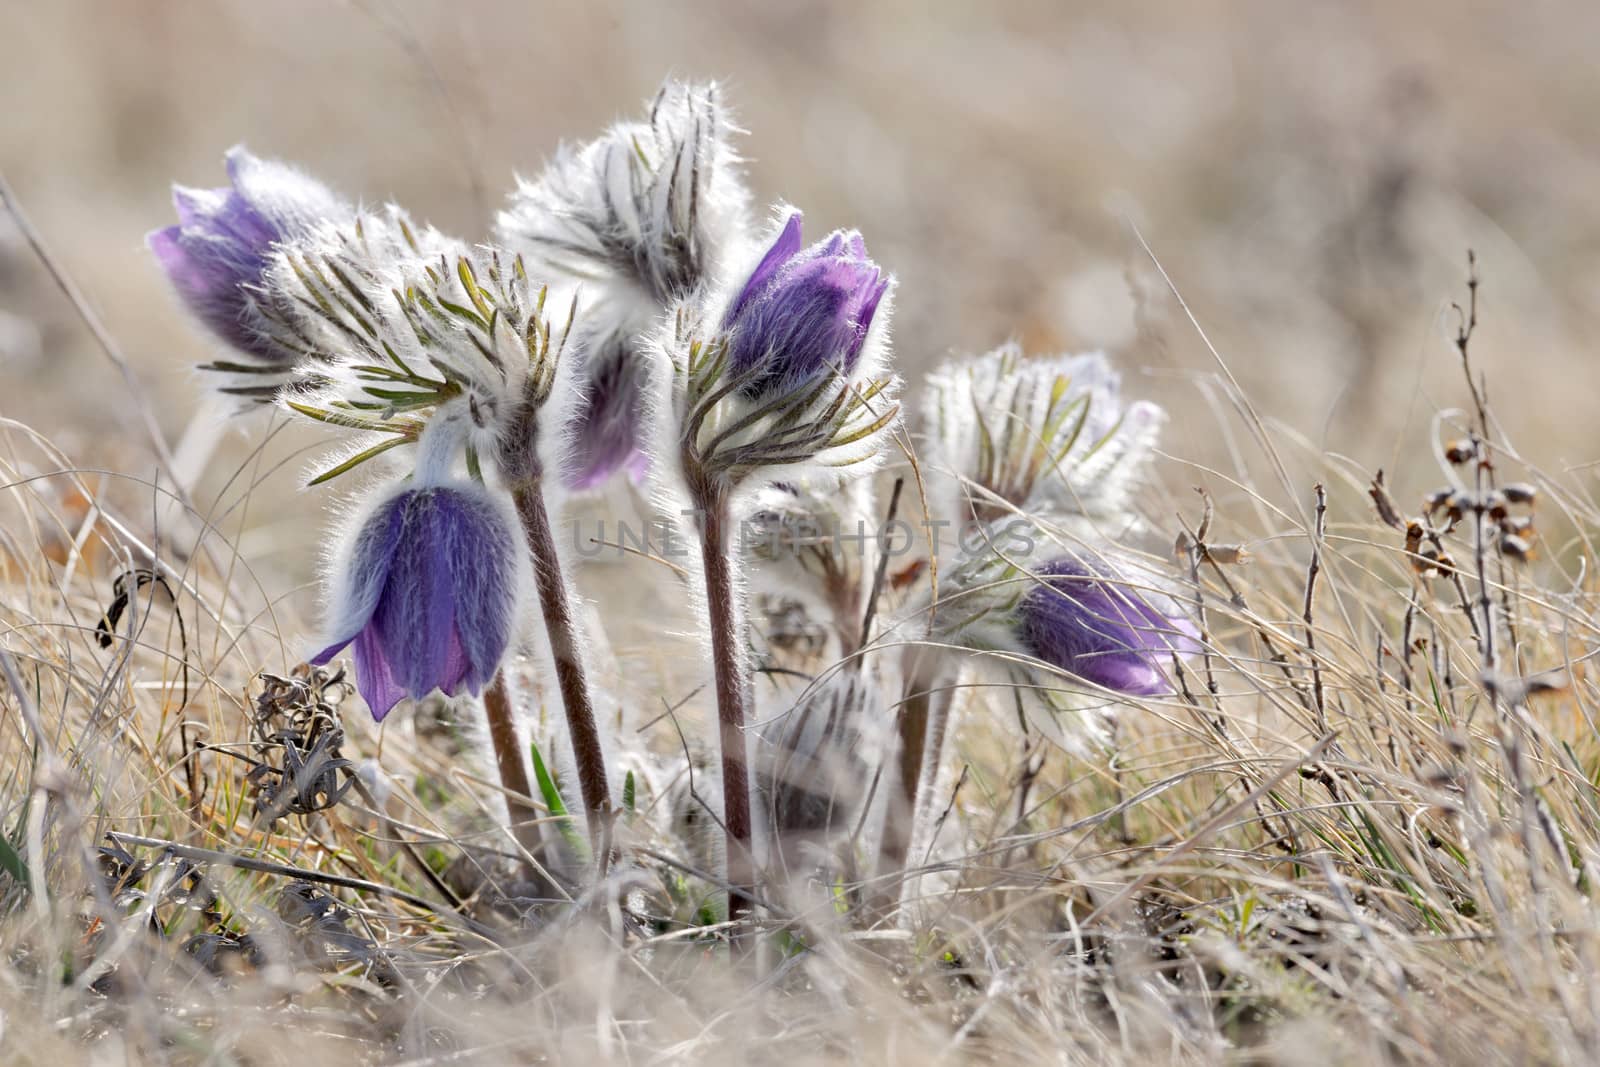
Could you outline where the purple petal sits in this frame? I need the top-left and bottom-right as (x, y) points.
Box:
(371, 491), (461, 702)
(147, 226), (206, 290)
(563, 335), (651, 491)
(439, 624), (473, 697)
(352, 623), (408, 721)
(726, 253), (882, 389)
(310, 637), (351, 666)
(317, 489), (407, 654)
(727, 211), (804, 324)
(722, 216), (888, 395)
(1019, 555), (1192, 697)
(435, 489), (518, 691)
(846, 274), (890, 361)
(171, 185), (222, 227)
(150, 147), (347, 382)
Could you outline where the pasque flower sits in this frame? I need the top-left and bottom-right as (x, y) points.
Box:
(1017, 554), (1198, 696)
(498, 80), (749, 491)
(148, 145), (350, 398)
(312, 480), (526, 721)
(656, 207), (897, 940)
(563, 329), (651, 490)
(724, 211), (889, 397)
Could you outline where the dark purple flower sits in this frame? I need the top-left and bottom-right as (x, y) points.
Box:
(148, 146), (348, 392)
(312, 483), (523, 721)
(564, 332), (651, 490)
(1017, 555), (1198, 696)
(723, 211), (889, 396)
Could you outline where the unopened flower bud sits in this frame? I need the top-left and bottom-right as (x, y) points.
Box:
(563, 332), (652, 490)
(1017, 555), (1199, 696)
(148, 146), (350, 398)
(724, 211), (889, 396)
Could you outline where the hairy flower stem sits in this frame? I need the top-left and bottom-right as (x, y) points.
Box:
(877, 652), (952, 905)
(511, 480), (613, 855)
(482, 671), (543, 860)
(692, 479), (756, 938)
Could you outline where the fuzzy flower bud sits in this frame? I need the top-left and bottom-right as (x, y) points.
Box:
(497, 79), (748, 312)
(498, 80), (748, 492)
(562, 329), (651, 490)
(724, 211), (889, 397)
(923, 344), (1164, 531)
(312, 480), (528, 720)
(1017, 554), (1197, 696)
(148, 145), (350, 399)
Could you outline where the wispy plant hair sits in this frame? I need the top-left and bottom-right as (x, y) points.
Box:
(922, 343), (1164, 537)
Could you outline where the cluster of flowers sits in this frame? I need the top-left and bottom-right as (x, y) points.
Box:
(150, 79), (1196, 903)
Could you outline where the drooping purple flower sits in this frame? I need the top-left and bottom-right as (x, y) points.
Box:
(723, 211), (889, 396)
(1017, 555), (1198, 696)
(312, 482), (524, 721)
(148, 145), (349, 397)
(564, 332), (651, 490)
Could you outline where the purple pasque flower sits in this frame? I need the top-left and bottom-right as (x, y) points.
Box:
(723, 210), (889, 397)
(312, 481), (524, 721)
(1017, 554), (1198, 696)
(148, 145), (348, 394)
(564, 331), (651, 490)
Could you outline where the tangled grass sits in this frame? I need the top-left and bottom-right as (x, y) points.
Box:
(3, 259), (1600, 1067)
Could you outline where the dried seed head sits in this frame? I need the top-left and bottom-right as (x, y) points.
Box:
(1445, 439), (1477, 465)
(1404, 521), (1424, 558)
(1499, 533), (1533, 561)
(1423, 488), (1453, 514)
(1444, 490), (1474, 521)
(1369, 471), (1405, 530)
(1203, 543), (1251, 566)
(1502, 482), (1538, 506)
(1414, 543), (1453, 578)
(1504, 514), (1535, 536)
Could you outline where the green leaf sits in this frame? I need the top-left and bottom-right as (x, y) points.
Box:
(307, 436), (411, 486)
(622, 770), (636, 814)
(284, 400), (414, 436)
(0, 831), (28, 885)
(530, 741), (590, 862)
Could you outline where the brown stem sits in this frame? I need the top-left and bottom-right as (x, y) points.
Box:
(876, 653), (953, 907)
(878, 683), (930, 879)
(511, 481), (613, 850)
(694, 484), (755, 935)
(482, 670), (542, 859)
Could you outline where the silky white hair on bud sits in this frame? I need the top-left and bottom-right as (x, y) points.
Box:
(218, 147), (350, 236)
(259, 209), (580, 485)
(496, 79), (751, 329)
(922, 344), (1164, 537)
(758, 668), (883, 851)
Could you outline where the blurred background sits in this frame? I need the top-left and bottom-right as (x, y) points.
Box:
(2, 0), (1598, 599)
